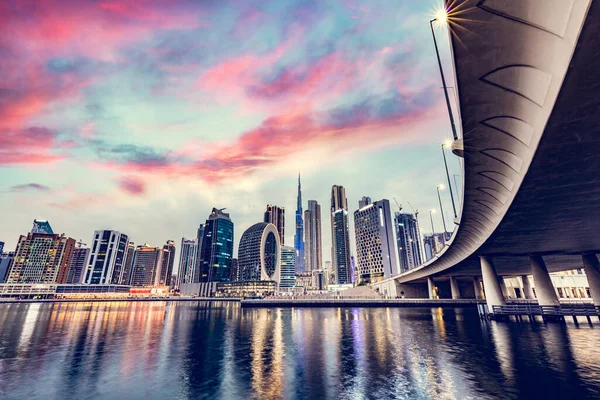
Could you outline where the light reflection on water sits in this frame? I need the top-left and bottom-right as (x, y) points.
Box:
(0, 302), (599, 399)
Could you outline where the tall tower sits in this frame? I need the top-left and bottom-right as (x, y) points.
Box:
(264, 204), (285, 245)
(83, 230), (129, 285)
(198, 208), (234, 282)
(294, 174), (305, 273)
(330, 185), (352, 284)
(304, 200), (322, 272)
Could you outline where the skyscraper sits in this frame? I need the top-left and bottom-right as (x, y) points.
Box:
(83, 230), (129, 285)
(8, 232), (75, 284)
(157, 240), (176, 286)
(358, 196), (372, 209)
(394, 212), (423, 273)
(0, 252), (14, 283)
(66, 245), (91, 284)
(331, 185), (352, 284)
(238, 222), (281, 282)
(178, 237), (197, 285)
(304, 200), (322, 272)
(354, 199), (399, 284)
(130, 244), (162, 286)
(423, 233), (446, 261)
(121, 241), (135, 285)
(294, 174), (305, 273)
(280, 246), (296, 289)
(192, 223), (205, 283)
(198, 208), (234, 282)
(264, 204), (285, 245)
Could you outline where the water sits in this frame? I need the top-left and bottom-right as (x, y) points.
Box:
(0, 302), (599, 400)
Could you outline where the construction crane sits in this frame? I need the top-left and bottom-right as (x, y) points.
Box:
(393, 197), (403, 213)
(406, 201), (418, 218)
(75, 239), (87, 248)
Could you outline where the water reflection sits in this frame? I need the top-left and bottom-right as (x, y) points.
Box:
(0, 302), (599, 399)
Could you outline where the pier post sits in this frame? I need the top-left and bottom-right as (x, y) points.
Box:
(427, 277), (436, 299)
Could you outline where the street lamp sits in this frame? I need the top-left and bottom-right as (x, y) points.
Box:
(430, 9), (458, 142)
(429, 209), (436, 234)
(442, 141), (457, 220)
(437, 184), (449, 236)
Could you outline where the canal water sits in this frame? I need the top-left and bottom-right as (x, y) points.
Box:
(0, 301), (599, 399)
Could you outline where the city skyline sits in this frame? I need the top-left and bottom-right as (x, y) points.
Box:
(0, 0), (459, 264)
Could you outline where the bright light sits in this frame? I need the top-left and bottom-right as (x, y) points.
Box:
(430, 209), (436, 214)
(438, 184), (446, 190)
(434, 7), (448, 24)
(443, 139), (453, 149)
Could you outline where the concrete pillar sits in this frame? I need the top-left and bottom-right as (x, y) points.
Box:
(450, 276), (461, 299)
(582, 253), (600, 306)
(473, 276), (485, 299)
(521, 275), (534, 299)
(480, 256), (505, 310)
(530, 255), (559, 306)
(499, 277), (510, 298)
(427, 277), (435, 299)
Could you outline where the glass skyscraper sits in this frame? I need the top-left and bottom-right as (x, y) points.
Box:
(304, 200), (322, 272)
(280, 246), (296, 289)
(294, 174), (305, 273)
(394, 212), (423, 273)
(198, 208), (234, 282)
(84, 230), (129, 285)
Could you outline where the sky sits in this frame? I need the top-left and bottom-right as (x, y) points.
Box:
(0, 0), (462, 267)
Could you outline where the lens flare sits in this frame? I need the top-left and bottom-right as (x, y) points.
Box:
(434, 7), (448, 24)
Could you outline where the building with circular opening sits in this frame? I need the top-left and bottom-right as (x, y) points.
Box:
(238, 223), (281, 283)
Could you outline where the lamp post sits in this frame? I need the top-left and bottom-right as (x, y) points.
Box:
(442, 141), (457, 219)
(429, 209), (436, 234)
(437, 185), (449, 236)
(430, 12), (458, 141)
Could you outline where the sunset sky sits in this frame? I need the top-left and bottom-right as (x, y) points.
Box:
(0, 0), (460, 262)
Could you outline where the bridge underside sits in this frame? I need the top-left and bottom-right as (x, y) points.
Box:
(394, 0), (600, 284)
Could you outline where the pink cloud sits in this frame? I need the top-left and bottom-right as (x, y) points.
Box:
(118, 176), (146, 196)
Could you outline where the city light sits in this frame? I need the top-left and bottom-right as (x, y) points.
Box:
(438, 184), (446, 190)
(443, 138), (453, 149)
(433, 7), (448, 24)
(430, 209), (436, 214)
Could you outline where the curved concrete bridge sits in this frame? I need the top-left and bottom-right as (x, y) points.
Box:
(372, 0), (600, 311)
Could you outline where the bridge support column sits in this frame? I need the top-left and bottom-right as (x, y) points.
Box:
(521, 275), (534, 299)
(499, 277), (510, 299)
(530, 256), (559, 306)
(427, 277), (436, 299)
(480, 256), (505, 311)
(450, 277), (461, 299)
(582, 253), (600, 306)
(473, 276), (485, 299)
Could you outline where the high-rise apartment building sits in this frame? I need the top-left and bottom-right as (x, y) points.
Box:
(394, 212), (423, 273)
(83, 230), (129, 285)
(121, 241), (135, 285)
(230, 258), (239, 281)
(238, 222), (280, 282)
(280, 246), (296, 289)
(264, 204), (285, 245)
(331, 185), (352, 284)
(157, 240), (176, 286)
(130, 244), (162, 286)
(354, 199), (399, 284)
(66, 246), (91, 284)
(0, 242), (4, 254)
(304, 200), (322, 272)
(198, 208), (234, 282)
(8, 232), (75, 284)
(178, 238), (197, 285)
(294, 174), (305, 273)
